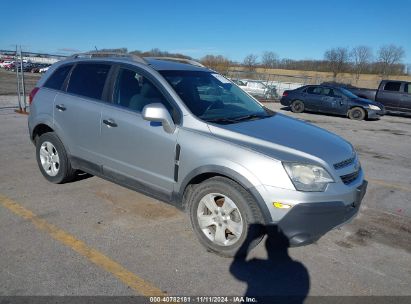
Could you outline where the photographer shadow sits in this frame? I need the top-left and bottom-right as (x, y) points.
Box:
(230, 224), (310, 303)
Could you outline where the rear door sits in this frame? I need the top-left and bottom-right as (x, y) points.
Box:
(376, 81), (402, 110)
(399, 82), (411, 112)
(303, 86), (322, 111)
(54, 62), (112, 164)
(99, 65), (179, 198)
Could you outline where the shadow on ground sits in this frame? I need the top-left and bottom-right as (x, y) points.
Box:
(230, 224), (309, 303)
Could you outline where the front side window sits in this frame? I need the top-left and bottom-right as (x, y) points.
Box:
(160, 70), (273, 123)
(67, 63), (111, 100)
(44, 64), (72, 90)
(384, 82), (401, 92)
(113, 68), (172, 113)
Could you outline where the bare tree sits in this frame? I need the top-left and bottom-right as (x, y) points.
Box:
(350, 46), (373, 80)
(243, 54), (258, 71)
(324, 47), (350, 78)
(261, 51), (278, 69)
(201, 55), (231, 74)
(377, 44), (405, 76)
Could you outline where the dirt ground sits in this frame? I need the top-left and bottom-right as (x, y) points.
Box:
(0, 68), (41, 95)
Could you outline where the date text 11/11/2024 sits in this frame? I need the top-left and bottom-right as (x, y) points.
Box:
(149, 296), (257, 303)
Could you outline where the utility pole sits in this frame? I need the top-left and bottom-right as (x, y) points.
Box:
(19, 45), (27, 111)
(15, 45), (22, 111)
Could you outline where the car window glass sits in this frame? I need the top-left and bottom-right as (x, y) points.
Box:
(405, 83), (411, 94)
(160, 70), (270, 120)
(321, 88), (331, 95)
(44, 65), (73, 90)
(329, 89), (343, 98)
(67, 63), (110, 100)
(114, 68), (172, 113)
(307, 87), (321, 94)
(384, 82), (401, 92)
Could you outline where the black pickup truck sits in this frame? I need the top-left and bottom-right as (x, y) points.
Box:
(349, 80), (411, 114)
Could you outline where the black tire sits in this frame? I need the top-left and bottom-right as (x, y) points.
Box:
(348, 107), (366, 120)
(188, 176), (264, 257)
(290, 100), (305, 113)
(35, 132), (76, 184)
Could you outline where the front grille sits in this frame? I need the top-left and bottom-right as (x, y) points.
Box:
(341, 169), (360, 185)
(334, 156), (355, 170)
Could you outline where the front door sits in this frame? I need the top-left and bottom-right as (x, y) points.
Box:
(99, 66), (179, 198)
(377, 81), (402, 110)
(320, 88), (347, 115)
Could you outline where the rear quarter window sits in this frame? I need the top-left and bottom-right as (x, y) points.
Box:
(44, 65), (73, 90)
(67, 63), (111, 100)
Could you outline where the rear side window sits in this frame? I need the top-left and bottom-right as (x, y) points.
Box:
(44, 65), (72, 90)
(405, 83), (411, 94)
(67, 64), (111, 100)
(306, 87), (322, 94)
(384, 82), (401, 92)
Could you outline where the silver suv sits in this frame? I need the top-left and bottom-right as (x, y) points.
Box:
(28, 52), (367, 256)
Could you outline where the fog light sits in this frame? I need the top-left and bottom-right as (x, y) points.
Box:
(273, 202), (292, 209)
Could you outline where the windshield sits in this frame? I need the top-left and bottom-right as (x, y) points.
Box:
(340, 88), (358, 98)
(160, 70), (273, 123)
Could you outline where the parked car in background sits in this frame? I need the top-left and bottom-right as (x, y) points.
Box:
(235, 79), (278, 99)
(31, 63), (50, 73)
(281, 85), (385, 120)
(1, 61), (15, 69)
(348, 80), (411, 114)
(39, 65), (50, 73)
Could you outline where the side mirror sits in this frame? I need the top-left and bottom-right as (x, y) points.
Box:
(142, 103), (176, 133)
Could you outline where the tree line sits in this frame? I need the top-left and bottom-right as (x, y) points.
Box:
(94, 45), (408, 78)
(238, 44), (407, 78)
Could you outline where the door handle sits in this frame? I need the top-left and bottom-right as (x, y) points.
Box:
(55, 104), (66, 111)
(103, 119), (118, 128)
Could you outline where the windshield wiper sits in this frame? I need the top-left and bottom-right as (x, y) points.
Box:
(229, 114), (270, 122)
(204, 117), (238, 124)
(205, 114), (270, 124)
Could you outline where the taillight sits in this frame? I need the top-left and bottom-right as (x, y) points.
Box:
(282, 91), (289, 97)
(29, 87), (39, 104)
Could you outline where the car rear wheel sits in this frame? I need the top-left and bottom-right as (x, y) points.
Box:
(36, 132), (76, 184)
(290, 100), (305, 113)
(348, 107), (366, 120)
(188, 176), (264, 257)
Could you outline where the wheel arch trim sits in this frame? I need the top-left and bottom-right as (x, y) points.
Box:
(177, 165), (272, 224)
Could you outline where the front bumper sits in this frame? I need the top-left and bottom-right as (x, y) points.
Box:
(274, 180), (367, 246)
(366, 108), (385, 119)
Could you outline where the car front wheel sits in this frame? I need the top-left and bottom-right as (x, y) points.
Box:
(348, 107), (366, 120)
(188, 176), (264, 257)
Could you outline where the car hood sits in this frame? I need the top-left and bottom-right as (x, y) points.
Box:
(207, 113), (354, 166)
(353, 97), (384, 109)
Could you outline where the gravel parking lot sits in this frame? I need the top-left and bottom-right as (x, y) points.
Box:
(0, 96), (410, 299)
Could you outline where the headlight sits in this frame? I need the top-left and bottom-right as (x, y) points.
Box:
(283, 163), (334, 192)
(369, 105), (381, 111)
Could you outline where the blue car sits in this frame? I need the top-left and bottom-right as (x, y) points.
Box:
(280, 85), (385, 120)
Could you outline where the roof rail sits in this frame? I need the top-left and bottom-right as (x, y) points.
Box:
(147, 57), (205, 68)
(69, 51), (147, 64)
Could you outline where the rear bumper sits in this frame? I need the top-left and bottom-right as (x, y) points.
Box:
(275, 180), (367, 246)
(279, 97), (291, 106)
